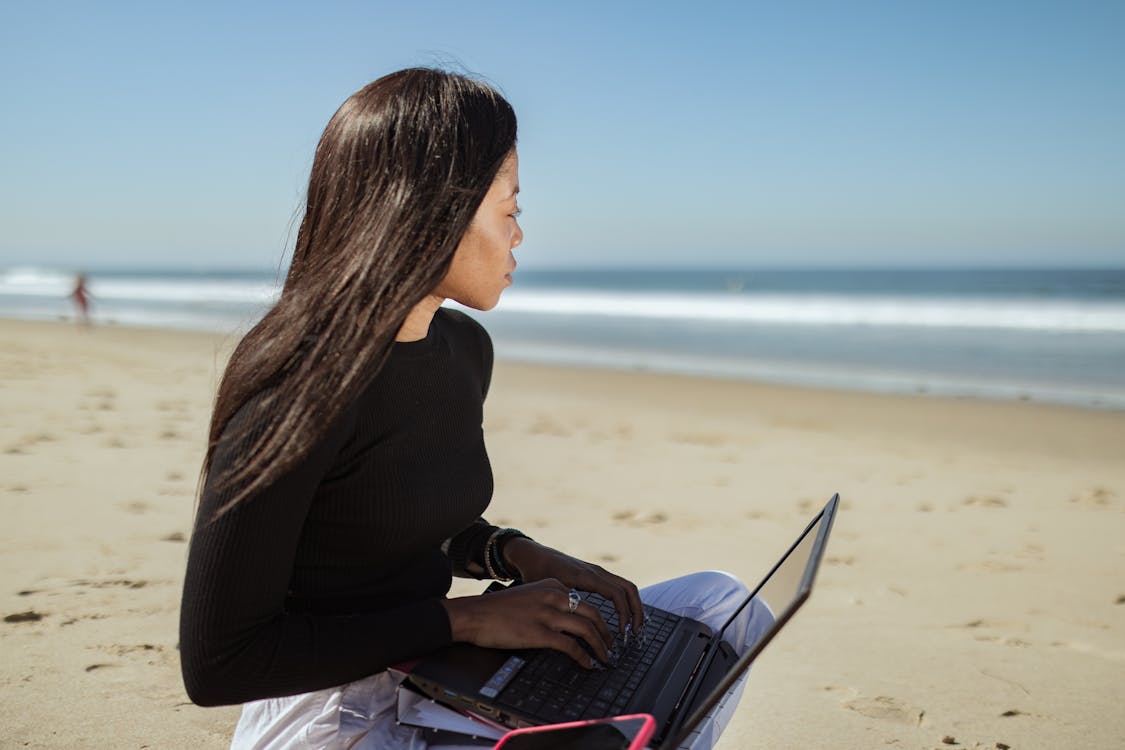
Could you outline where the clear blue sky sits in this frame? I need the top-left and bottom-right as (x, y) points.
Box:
(1, 1), (1122, 270)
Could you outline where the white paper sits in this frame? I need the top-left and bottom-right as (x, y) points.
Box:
(395, 687), (506, 742)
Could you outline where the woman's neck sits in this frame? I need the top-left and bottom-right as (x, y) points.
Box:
(396, 294), (445, 342)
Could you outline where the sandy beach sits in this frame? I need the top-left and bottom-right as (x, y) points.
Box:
(2, 318), (1123, 749)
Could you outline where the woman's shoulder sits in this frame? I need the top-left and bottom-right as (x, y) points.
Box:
(436, 307), (491, 348)
(435, 307), (493, 393)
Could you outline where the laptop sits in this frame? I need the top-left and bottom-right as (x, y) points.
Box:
(408, 493), (840, 748)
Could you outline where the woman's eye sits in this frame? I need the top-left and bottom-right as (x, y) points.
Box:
(510, 207), (522, 219)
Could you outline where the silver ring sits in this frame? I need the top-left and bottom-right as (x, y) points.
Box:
(567, 589), (581, 613)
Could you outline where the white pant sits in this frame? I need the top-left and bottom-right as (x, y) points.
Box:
(231, 571), (772, 750)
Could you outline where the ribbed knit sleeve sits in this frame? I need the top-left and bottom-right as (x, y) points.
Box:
(179, 399), (453, 706)
(446, 519), (498, 578)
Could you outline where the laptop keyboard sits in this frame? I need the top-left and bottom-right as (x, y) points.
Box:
(498, 593), (680, 722)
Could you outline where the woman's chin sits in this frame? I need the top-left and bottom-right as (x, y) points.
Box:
(453, 294), (501, 313)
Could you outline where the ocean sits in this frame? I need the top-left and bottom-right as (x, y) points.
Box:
(3, 266), (1124, 410)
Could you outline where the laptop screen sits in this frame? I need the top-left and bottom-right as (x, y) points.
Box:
(662, 493), (839, 749)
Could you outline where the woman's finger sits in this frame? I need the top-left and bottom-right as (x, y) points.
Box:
(542, 629), (600, 669)
(619, 577), (645, 633)
(550, 610), (611, 663)
(541, 588), (612, 654)
(581, 569), (644, 636)
(540, 584), (612, 647)
(563, 616), (611, 664)
(573, 600), (613, 648)
(604, 583), (634, 636)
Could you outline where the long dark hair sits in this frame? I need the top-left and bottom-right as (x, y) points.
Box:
(201, 68), (517, 518)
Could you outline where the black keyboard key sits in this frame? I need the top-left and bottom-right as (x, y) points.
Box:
(596, 685), (618, 702)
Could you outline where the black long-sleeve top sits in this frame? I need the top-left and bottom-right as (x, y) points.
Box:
(179, 308), (500, 706)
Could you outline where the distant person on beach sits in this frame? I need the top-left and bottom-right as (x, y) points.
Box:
(70, 272), (91, 326)
(179, 68), (760, 749)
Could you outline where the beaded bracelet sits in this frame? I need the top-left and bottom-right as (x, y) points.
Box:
(484, 527), (529, 582)
(482, 529), (504, 580)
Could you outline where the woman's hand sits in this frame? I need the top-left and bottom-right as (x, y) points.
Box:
(503, 538), (644, 637)
(441, 579), (613, 668)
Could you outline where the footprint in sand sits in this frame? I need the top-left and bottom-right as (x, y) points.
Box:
(155, 399), (190, 414)
(104, 643), (163, 658)
(840, 694), (926, 726)
(958, 559), (1024, 573)
(1070, 486), (1116, 509)
(161, 532), (187, 543)
(77, 387), (115, 412)
(4, 432), (55, 454)
(611, 510), (669, 527)
(526, 415), (571, 437)
(1002, 638), (1032, 648)
(670, 432), (727, 448)
(72, 578), (149, 590)
(4, 610), (46, 623)
(1015, 542), (1045, 562)
(952, 619), (1031, 647)
(963, 495), (1008, 508)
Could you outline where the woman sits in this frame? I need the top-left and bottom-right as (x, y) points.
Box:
(180, 68), (754, 749)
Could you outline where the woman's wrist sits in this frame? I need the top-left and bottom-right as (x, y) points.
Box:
(441, 597), (480, 643)
(502, 536), (542, 581)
